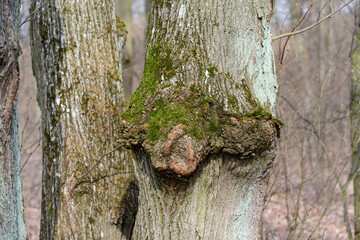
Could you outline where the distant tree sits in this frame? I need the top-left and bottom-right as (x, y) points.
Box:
(0, 0), (27, 239)
(115, 0), (133, 100)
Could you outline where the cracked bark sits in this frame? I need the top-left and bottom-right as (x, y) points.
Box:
(122, 0), (279, 239)
(30, 0), (135, 239)
(0, 0), (27, 239)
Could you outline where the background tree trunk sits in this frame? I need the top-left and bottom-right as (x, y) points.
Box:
(115, 0), (133, 101)
(131, 0), (146, 93)
(0, 0), (27, 239)
(30, 1), (135, 239)
(122, 0), (280, 239)
(352, 14), (360, 239)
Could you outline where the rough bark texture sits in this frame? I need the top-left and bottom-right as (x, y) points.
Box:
(0, 0), (27, 239)
(122, 0), (279, 239)
(30, 1), (135, 239)
(352, 21), (360, 240)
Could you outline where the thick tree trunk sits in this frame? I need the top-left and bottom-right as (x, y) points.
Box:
(30, 1), (135, 239)
(352, 20), (360, 240)
(0, 1), (27, 239)
(122, 0), (280, 239)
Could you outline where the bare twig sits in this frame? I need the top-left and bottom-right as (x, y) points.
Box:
(73, 145), (123, 188)
(317, 3), (327, 22)
(20, 97), (32, 152)
(273, 0), (354, 42)
(18, 0), (49, 28)
(21, 142), (40, 172)
(280, 0), (318, 64)
(279, 93), (353, 239)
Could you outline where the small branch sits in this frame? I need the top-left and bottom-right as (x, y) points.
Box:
(21, 142), (40, 172)
(18, 0), (49, 28)
(273, 0), (354, 42)
(280, 0), (318, 64)
(73, 145), (123, 188)
(75, 171), (133, 187)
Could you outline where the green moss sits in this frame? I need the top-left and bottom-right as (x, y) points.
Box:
(241, 79), (261, 109)
(115, 15), (126, 33)
(206, 65), (218, 77)
(123, 82), (224, 142)
(245, 109), (284, 127)
(48, 200), (53, 214)
(88, 217), (95, 224)
(228, 95), (239, 112)
(121, 40), (282, 144)
(122, 42), (178, 123)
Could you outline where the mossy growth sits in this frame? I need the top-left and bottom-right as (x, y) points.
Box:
(122, 82), (223, 142)
(121, 42), (180, 137)
(121, 41), (283, 145)
(115, 14), (126, 37)
(244, 109), (284, 127)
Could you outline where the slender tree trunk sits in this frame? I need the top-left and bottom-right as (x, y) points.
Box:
(116, 0), (133, 100)
(30, 1), (135, 239)
(352, 16), (360, 240)
(289, 0), (302, 26)
(122, 0), (280, 239)
(0, 1), (27, 239)
(131, 0), (146, 92)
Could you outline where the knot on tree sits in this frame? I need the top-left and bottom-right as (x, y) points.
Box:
(152, 124), (205, 176)
(119, 86), (281, 178)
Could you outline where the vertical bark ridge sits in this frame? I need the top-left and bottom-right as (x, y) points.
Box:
(132, 148), (276, 239)
(146, 0), (277, 113)
(0, 0), (27, 239)
(123, 0), (279, 238)
(30, 0), (135, 239)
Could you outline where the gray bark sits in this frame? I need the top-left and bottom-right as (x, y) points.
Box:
(352, 17), (360, 240)
(0, 0), (27, 239)
(30, 0), (135, 239)
(122, 0), (279, 239)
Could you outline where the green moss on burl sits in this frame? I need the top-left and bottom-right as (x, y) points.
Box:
(121, 42), (283, 144)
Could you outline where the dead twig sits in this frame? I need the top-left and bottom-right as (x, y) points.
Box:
(21, 142), (40, 172)
(73, 145), (123, 188)
(273, 0), (354, 42)
(18, 0), (49, 28)
(280, 0), (319, 64)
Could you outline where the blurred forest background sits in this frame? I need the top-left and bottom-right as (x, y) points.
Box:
(17, 0), (358, 239)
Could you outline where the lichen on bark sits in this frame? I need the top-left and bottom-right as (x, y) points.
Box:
(0, 0), (27, 238)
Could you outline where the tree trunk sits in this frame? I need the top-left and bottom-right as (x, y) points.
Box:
(122, 0), (280, 239)
(352, 18), (360, 240)
(289, 0), (302, 26)
(0, 0), (27, 239)
(30, 1), (136, 239)
(115, 0), (133, 100)
(131, 0), (146, 92)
